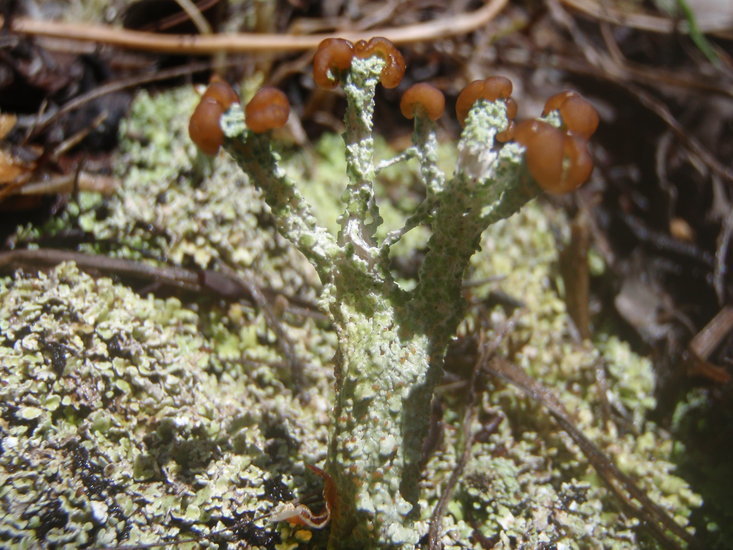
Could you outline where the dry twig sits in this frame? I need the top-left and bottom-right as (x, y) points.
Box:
(0, 248), (321, 318)
(2, 0), (508, 55)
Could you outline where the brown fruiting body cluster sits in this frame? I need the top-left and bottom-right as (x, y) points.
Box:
(543, 90), (599, 139)
(353, 37), (406, 88)
(455, 77), (518, 142)
(313, 36), (405, 89)
(400, 83), (445, 121)
(188, 77), (239, 155)
(189, 40), (599, 196)
(512, 91), (598, 194)
(313, 38), (355, 89)
(244, 87), (290, 133)
(452, 80), (598, 193)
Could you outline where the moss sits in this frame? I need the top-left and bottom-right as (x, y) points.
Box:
(0, 84), (700, 547)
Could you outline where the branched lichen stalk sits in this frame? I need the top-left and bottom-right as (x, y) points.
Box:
(410, 100), (531, 348)
(412, 114), (445, 197)
(380, 116), (444, 260)
(221, 62), (550, 550)
(324, 284), (429, 548)
(339, 56), (385, 269)
(222, 105), (340, 280)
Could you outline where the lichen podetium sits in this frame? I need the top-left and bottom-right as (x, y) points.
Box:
(218, 43), (548, 547)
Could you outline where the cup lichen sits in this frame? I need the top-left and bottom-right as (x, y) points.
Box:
(0, 38), (701, 549)
(196, 36), (697, 548)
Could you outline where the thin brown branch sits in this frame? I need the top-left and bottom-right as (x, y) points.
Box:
(427, 345), (483, 549)
(686, 305), (733, 384)
(216, 261), (306, 390)
(428, 320), (514, 548)
(0, 248), (232, 294)
(15, 171), (118, 195)
(0, 248), (322, 320)
(172, 0), (212, 36)
(2, 0), (508, 55)
(627, 82), (733, 183)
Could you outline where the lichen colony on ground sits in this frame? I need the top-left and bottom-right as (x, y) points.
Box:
(0, 82), (700, 548)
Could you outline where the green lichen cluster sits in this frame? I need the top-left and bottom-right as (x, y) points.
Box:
(0, 262), (333, 548)
(0, 74), (701, 548)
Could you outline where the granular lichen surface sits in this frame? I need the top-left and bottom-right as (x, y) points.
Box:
(0, 86), (700, 548)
